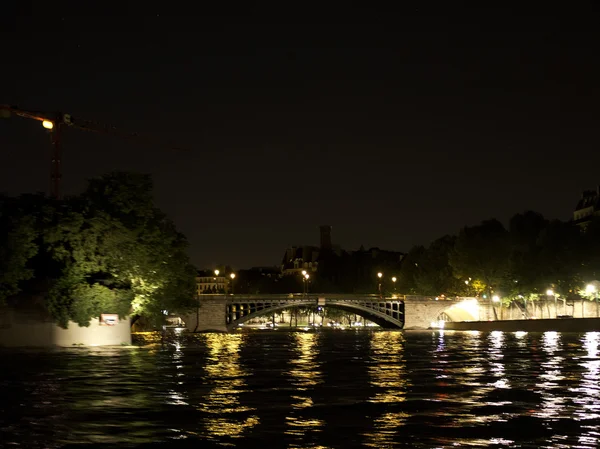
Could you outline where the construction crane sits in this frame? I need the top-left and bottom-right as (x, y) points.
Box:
(1, 104), (187, 199)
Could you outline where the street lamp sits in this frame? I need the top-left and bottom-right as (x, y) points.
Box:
(377, 272), (383, 296)
(214, 270), (220, 294)
(546, 289), (556, 318)
(42, 120), (54, 129)
(586, 284), (598, 317)
(464, 277), (473, 296)
(392, 276), (397, 292)
(305, 273), (310, 295)
(492, 295), (500, 321)
(230, 272), (236, 295)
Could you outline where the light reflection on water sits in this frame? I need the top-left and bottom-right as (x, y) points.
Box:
(197, 333), (259, 440)
(574, 332), (600, 448)
(536, 331), (567, 420)
(285, 332), (326, 441)
(363, 331), (408, 449)
(3, 331), (600, 448)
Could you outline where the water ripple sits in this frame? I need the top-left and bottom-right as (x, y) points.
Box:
(2, 330), (600, 448)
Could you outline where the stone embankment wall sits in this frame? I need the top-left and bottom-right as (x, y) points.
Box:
(0, 307), (131, 347)
(181, 299), (228, 332)
(444, 317), (600, 332)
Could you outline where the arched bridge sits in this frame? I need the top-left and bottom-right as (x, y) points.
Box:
(181, 294), (482, 332)
(226, 295), (404, 330)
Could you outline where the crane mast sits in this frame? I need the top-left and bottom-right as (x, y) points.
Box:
(1, 105), (184, 199)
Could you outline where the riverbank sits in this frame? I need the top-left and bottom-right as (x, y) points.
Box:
(443, 317), (600, 332)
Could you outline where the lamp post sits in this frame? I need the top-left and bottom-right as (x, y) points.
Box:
(214, 269), (220, 294)
(546, 289), (555, 318)
(392, 276), (397, 292)
(377, 272), (383, 297)
(492, 295), (500, 320)
(230, 272), (236, 295)
(301, 270), (307, 296)
(305, 274), (310, 296)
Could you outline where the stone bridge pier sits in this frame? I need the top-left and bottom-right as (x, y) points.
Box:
(181, 298), (229, 333)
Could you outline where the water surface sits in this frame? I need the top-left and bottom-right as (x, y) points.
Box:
(1, 329), (599, 448)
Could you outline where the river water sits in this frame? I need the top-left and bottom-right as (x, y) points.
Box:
(1, 329), (599, 448)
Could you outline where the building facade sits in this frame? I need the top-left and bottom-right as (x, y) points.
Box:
(574, 186), (600, 229)
(281, 245), (320, 276)
(196, 270), (230, 295)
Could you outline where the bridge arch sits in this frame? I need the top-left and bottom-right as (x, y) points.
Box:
(226, 298), (404, 331)
(425, 298), (480, 328)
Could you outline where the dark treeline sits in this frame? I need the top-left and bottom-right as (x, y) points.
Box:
(393, 212), (600, 305)
(0, 172), (197, 328)
(231, 212), (600, 309)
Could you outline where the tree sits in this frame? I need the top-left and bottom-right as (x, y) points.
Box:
(26, 171), (198, 328)
(0, 195), (38, 302)
(535, 219), (583, 297)
(449, 219), (510, 297)
(396, 245), (425, 294)
(413, 235), (461, 296)
(505, 211), (549, 297)
(580, 217), (600, 283)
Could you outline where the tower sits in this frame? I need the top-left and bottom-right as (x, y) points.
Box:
(319, 225), (332, 250)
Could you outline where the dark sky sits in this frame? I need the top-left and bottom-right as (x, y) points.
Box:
(2, 5), (600, 269)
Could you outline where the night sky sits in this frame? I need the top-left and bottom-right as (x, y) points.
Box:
(2, 5), (600, 269)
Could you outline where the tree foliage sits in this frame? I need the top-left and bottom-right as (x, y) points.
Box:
(449, 219), (511, 295)
(414, 236), (461, 296)
(391, 211), (600, 306)
(0, 195), (39, 302)
(0, 172), (197, 328)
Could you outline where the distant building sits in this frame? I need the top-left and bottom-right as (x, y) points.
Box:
(196, 270), (230, 295)
(281, 245), (320, 276)
(235, 267), (283, 294)
(280, 225), (404, 285)
(349, 246), (405, 264)
(281, 225), (336, 276)
(574, 186), (600, 229)
(245, 266), (282, 278)
(320, 225), (332, 250)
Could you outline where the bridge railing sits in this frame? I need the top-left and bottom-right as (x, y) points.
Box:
(196, 293), (474, 302)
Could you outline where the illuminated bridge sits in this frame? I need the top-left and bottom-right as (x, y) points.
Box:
(181, 294), (481, 332)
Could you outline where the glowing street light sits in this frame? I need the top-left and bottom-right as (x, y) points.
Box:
(42, 120), (54, 130)
(377, 272), (383, 296)
(488, 294), (500, 321)
(214, 269), (220, 276)
(302, 270), (307, 276)
(546, 289), (557, 318)
(304, 273), (310, 295)
(230, 272), (236, 295)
